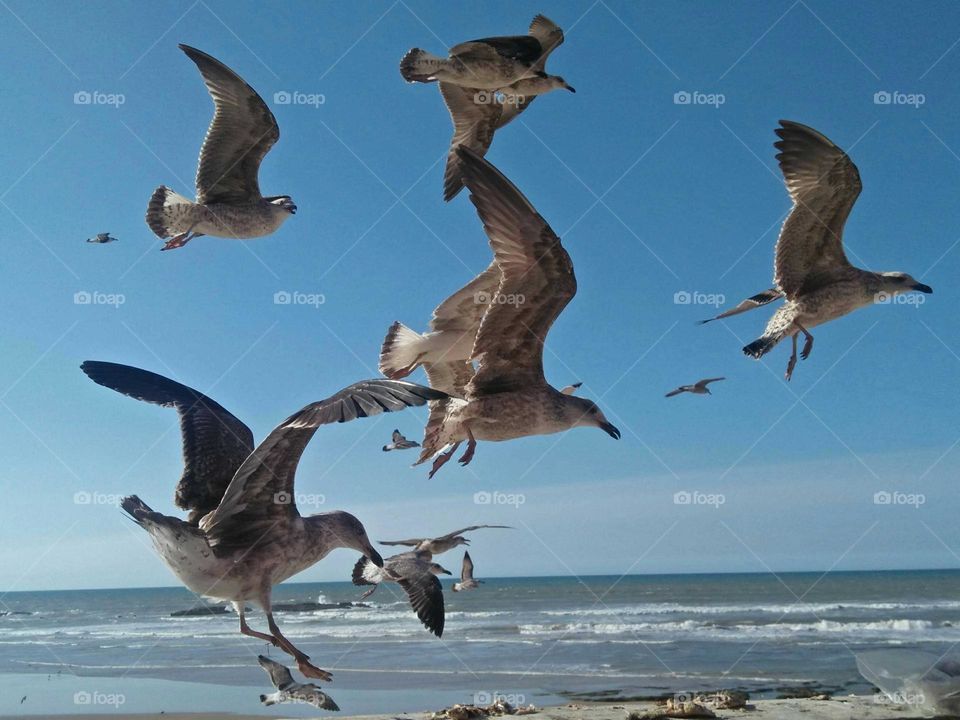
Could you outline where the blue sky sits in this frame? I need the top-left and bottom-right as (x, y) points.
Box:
(1, 1), (960, 591)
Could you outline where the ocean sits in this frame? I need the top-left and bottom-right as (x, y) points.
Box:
(2, 570), (959, 716)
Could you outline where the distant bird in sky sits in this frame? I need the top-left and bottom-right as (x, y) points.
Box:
(86, 232), (118, 244)
(146, 44), (296, 251)
(396, 147), (618, 478)
(81, 360), (443, 680)
(665, 377), (725, 398)
(400, 15), (570, 201)
(352, 551), (451, 637)
(258, 655), (339, 711)
(379, 525), (511, 558)
(452, 551), (481, 592)
(724, 120), (931, 380)
(382, 429), (420, 452)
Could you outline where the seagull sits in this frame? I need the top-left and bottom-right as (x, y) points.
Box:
(402, 15), (571, 201)
(258, 655), (339, 711)
(698, 288), (783, 324)
(145, 45), (296, 251)
(665, 377), (725, 398)
(379, 525), (511, 558)
(352, 551), (451, 637)
(727, 121), (931, 380)
(81, 361), (444, 680)
(386, 147), (619, 478)
(86, 232), (118, 244)
(382, 429), (419, 452)
(452, 551), (481, 592)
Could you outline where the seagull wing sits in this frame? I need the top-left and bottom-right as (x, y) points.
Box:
(393, 559), (446, 637)
(450, 36), (543, 65)
(698, 288), (783, 324)
(773, 120), (861, 297)
(528, 14), (565, 68)
(201, 381), (445, 552)
(455, 147), (575, 395)
(391, 429), (404, 443)
(435, 525), (513, 542)
(378, 538), (426, 548)
(179, 44), (279, 205)
(461, 551), (475, 582)
(664, 387), (686, 398)
(697, 377), (726, 389)
(80, 361), (254, 522)
(439, 83), (502, 201)
(257, 655), (295, 691)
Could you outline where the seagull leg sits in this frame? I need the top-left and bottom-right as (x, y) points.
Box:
(427, 443), (460, 479)
(796, 321), (814, 361)
(458, 427), (477, 466)
(359, 586), (378, 600)
(265, 611), (333, 682)
(785, 334), (798, 382)
(161, 226), (204, 251)
(237, 606), (279, 647)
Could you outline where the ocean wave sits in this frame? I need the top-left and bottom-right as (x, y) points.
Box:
(540, 599), (960, 618)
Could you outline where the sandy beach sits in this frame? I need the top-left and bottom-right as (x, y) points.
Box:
(2, 696), (935, 720)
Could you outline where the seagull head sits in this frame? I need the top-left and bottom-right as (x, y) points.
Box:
(430, 563), (453, 576)
(567, 396), (621, 440)
(878, 272), (932, 296)
(327, 511), (383, 567)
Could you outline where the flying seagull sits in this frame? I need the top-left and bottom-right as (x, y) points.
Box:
(352, 551), (451, 637)
(379, 525), (511, 558)
(727, 120), (931, 380)
(665, 377), (725, 398)
(401, 15), (571, 201)
(81, 361), (444, 680)
(146, 44), (296, 251)
(258, 655), (339, 711)
(452, 551), (481, 592)
(86, 232), (118, 244)
(382, 429), (420, 452)
(383, 147), (619, 477)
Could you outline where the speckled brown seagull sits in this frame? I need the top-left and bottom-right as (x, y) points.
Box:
(401, 15), (572, 201)
(81, 361), (443, 681)
(724, 120), (931, 380)
(452, 551), (481, 593)
(665, 377), (725, 398)
(399, 147), (619, 478)
(379, 525), (511, 558)
(146, 45), (296, 251)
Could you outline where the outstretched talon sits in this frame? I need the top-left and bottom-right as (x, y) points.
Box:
(161, 232), (193, 251)
(797, 323), (814, 361)
(785, 334), (799, 382)
(458, 430), (476, 466)
(428, 443), (460, 479)
(297, 659), (333, 682)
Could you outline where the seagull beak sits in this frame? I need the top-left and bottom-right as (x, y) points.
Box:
(366, 548), (384, 568)
(600, 421), (621, 440)
(913, 283), (932, 294)
(442, 569), (453, 575)
(565, 84), (576, 93)
(289, 205), (297, 215)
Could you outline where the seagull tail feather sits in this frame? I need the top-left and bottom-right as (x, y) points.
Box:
(352, 556), (375, 586)
(743, 335), (777, 359)
(379, 321), (426, 379)
(400, 48), (443, 83)
(145, 185), (195, 239)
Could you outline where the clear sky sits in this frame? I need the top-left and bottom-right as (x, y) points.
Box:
(1, 1), (959, 592)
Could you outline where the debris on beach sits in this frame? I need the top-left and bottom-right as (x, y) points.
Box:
(430, 700), (539, 720)
(629, 698), (716, 719)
